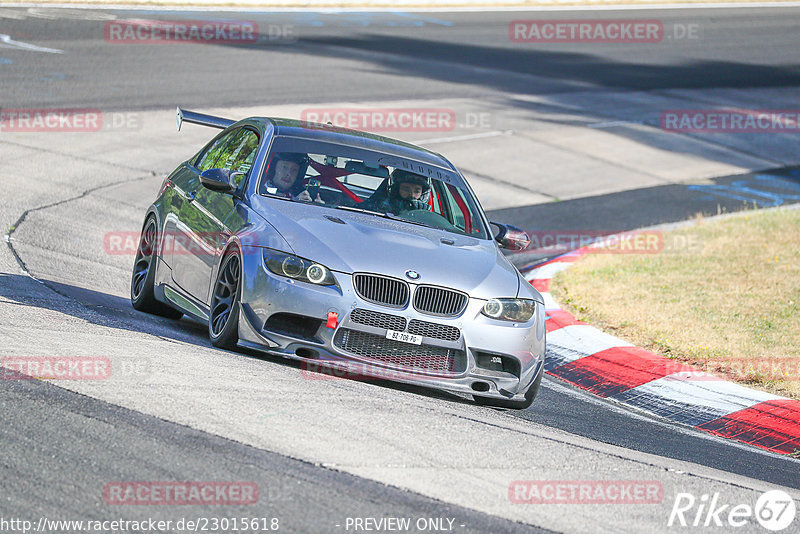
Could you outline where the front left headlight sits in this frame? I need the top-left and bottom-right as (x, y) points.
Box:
(482, 298), (536, 322)
(262, 249), (337, 286)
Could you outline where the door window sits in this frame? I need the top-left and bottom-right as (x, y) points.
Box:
(196, 128), (260, 186)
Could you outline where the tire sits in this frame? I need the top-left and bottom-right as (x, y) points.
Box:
(473, 367), (544, 410)
(131, 216), (183, 319)
(209, 246), (242, 350)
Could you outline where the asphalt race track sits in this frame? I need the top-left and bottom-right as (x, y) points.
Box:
(2, 6), (800, 533)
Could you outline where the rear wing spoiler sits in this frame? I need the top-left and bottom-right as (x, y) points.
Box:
(176, 107), (235, 131)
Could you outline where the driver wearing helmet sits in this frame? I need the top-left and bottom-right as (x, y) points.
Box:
(263, 152), (322, 203)
(366, 169), (431, 214)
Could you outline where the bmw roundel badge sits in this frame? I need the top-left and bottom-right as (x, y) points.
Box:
(405, 270), (420, 280)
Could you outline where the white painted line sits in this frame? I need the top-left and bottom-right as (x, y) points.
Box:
(0, 34), (63, 53)
(524, 261), (571, 282)
(416, 130), (512, 146)
(589, 120), (644, 129)
(548, 324), (633, 360)
(25, 7), (117, 19)
(0, 8), (27, 19)
(541, 291), (560, 311)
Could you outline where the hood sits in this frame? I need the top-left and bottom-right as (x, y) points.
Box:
(250, 197), (521, 300)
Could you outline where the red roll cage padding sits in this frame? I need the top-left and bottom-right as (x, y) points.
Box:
(430, 185), (444, 213)
(446, 183), (472, 233)
(307, 160), (363, 203)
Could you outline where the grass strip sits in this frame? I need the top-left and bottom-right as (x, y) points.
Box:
(551, 207), (800, 399)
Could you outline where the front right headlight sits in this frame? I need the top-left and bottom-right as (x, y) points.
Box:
(482, 298), (536, 322)
(262, 249), (337, 286)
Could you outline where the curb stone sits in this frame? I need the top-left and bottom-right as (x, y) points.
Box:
(523, 215), (800, 456)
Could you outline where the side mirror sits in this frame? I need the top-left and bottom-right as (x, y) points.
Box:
(491, 222), (530, 251)
(199, 168), (237, 193)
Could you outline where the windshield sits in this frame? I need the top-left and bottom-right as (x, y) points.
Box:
(259, 136), (489, 239)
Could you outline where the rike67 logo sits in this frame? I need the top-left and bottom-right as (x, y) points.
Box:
(668, 490), (796, 531)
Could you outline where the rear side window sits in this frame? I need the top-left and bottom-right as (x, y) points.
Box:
(196, 128), (260, 185)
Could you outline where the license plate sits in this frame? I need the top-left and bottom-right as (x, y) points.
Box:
(386, 329), (422, 345)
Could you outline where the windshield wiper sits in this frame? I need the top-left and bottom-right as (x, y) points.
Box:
(333, 205), (386, 217)
(382, 212), (437, 230)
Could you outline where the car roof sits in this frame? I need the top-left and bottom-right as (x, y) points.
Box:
(249, 117), (456, 172)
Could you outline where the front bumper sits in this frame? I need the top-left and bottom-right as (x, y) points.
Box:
(237, 246), (546, 402)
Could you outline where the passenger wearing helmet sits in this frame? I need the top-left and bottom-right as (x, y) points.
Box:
(365, 169), (431, 214)
(263, 153), (322, 203)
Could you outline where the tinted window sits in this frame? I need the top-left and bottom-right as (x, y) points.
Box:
(196, 128), (260, 186)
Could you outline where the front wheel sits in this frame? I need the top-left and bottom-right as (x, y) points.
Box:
(473, 368), (543, 410)
(131, 216), (182, 319)
(209, 247), (242, 350)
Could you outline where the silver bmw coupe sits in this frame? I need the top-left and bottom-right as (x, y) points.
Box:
(130, 108), (545, 409)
